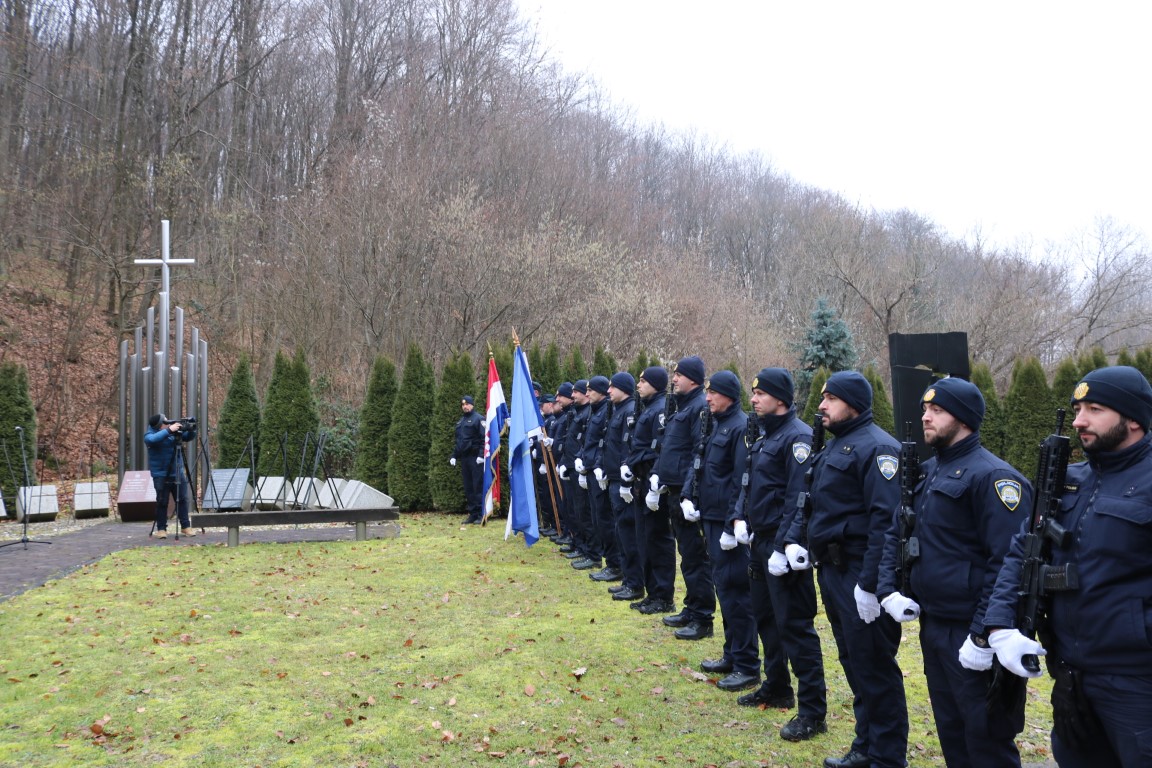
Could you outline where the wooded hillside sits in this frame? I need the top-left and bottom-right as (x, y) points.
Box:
(2, 0), (1149, 409)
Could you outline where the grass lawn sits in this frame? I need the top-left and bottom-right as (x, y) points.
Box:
(0, 513), (1054, 767)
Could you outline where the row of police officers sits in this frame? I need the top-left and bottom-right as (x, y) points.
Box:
(520, 360), (1152, 768)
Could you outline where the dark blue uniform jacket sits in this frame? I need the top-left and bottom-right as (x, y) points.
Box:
(735, 408), (813, 551)
(985, 432), (1152, 674)
(652, 387), (705, 489)
(879, 433), (1031, 635)
(682, 401), (748, 525)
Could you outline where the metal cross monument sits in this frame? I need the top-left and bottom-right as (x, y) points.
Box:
(118, 220), (211, 491)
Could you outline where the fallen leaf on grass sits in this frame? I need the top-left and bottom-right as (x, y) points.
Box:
(571, 667), (586, 681)
(524, 684), (535, 696)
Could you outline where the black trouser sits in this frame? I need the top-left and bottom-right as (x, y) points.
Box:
(818, 559), (908, 768)
(589, 480), (617, 568)
(636, 489), (676, 601)
(749, 533), (826, 718)
(460, 456), (483, 519)
(703, 519), (758, 676)
(153, 475), (191, 530)
(609, 481), (641, 588)
(920, 614), (1023, 768)
(666, 487), (715, 621)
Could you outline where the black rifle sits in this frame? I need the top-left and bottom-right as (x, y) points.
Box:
(688, 405), (713, 537)
(794, 412), (826, 555)
(1016, 409), (1077, 672)
(741, 414), (761, 494)
(897, 422), (921, 596)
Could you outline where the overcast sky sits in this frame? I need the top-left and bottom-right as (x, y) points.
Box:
(516, 1), (1151, 254)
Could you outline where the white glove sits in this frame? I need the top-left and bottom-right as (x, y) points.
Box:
(594, 467), (607, 490)
(733, 519), (750, 545)
(645, 488), (661, 511)
(680, 498), (700, 522)
(449, 457), (457, 466)
(649, 474), (663, 493)
(620, 464), (634, 482)
(619, 485), (634, 503)
(987, 629), (1046, 678)
(531, 448), (538, 459)
(538, 464), (547, 475)
(719, 531), (738, 550)
(557, 464), (569, 480)
(880, 592), (921, 622)
(854, 584), (881, 624)
(958, 636), (995, 671)
(542, 437), (554, 447)
(768, 550), (790, 576)
(784, 543), (810, 570)
(578, 473), (588, 489)
(574, 458), (586, 474)
(475, 456), (484, 465)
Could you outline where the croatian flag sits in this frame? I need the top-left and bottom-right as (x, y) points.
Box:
(482, 356), (508, 521)
(506, 344), (542, 546)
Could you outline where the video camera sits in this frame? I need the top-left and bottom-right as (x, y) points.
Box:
(164, 416), (198, 431)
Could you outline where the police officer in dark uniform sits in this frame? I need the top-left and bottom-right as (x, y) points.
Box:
(580, 375), (617, 578)
(622, 366), (677, 614)
(567, 380), (602, 571)
(735, 368), (828, 740)
(551, 383), (577, 548)
(594, 372), (638, 588)
(985, 365), (1152, 768)
(786, 371), (908, 768)
(877, 377), (1031, 767)
(451, 395), (485, 524)
(649, 356), (716, 640)
(536, 395), (561, 537)
(682, 370), (760, 692)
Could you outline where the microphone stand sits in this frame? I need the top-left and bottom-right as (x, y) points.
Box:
(0, 426), (51, 550)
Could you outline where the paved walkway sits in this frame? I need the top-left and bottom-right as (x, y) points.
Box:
(0, 519), (400, 602)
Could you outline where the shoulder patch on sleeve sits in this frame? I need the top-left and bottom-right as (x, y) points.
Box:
(793, 442), (811, 464)
(995, 479), (1023, 511)
(876, 454), (899, 480)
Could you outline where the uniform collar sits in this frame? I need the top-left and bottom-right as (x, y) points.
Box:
(934, 431), (981, 461)
(1086, 431), (1152, 472)
(757, 406), (795, 436)
(827, 408), (873, 437)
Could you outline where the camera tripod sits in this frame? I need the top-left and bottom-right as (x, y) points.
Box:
(0, 426), (51, 551)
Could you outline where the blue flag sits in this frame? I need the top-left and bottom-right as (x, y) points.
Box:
(505, 345), (542, 546)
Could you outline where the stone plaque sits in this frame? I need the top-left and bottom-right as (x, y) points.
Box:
(341, 480), (395, 509)
(17, 485), (59, 522)
(117, 470), (157, 522)
(254, 476), (287, 510)
(202, 469), (252, 511)
(74, 481), (112, 519)
(316, 478), (348, 509)
(289, 477), (322, 508)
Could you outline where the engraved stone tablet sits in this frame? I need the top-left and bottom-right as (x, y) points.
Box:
(117, 470), (157, 522)
(17, 485), (59, 522)
(74, 481), (111, 519)
(202, 469), (252, 511)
